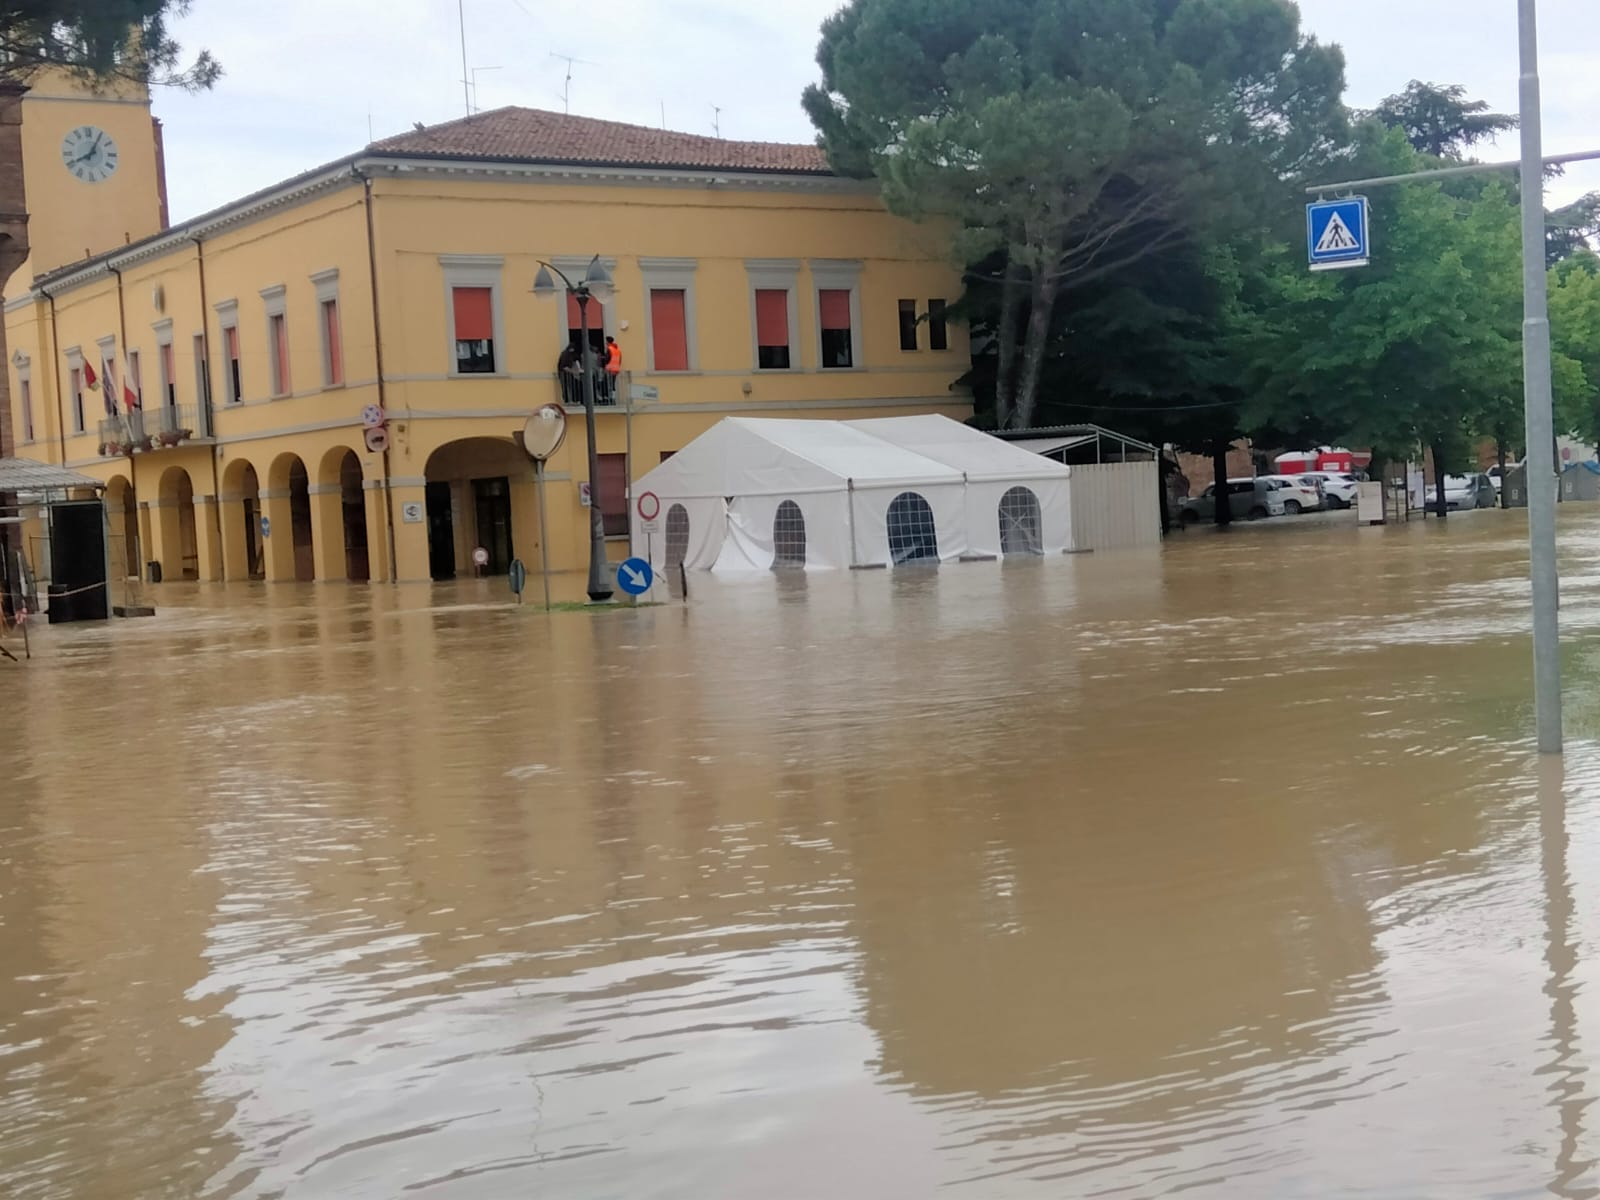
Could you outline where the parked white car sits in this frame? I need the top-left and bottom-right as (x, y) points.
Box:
(1441, 473), (1497, 510)
(1262, 474), (1323, 515)
(1303, 471), (1360, 509)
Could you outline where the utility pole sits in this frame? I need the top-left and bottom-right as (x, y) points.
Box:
(1518, 0), (1561, 754)
(457, 0), (471, 119)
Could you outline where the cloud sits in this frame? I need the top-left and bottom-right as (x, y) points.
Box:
(151, 0), (1600, 219)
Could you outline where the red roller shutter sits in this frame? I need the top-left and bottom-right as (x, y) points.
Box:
(452, 287), (493, 340)
(819, 288), (851, 331)
(650, 289), (688, 370)
(755, 290), (788, 345)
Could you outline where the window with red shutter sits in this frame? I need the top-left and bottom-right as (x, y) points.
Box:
(755, 289), (790, 369)
(452, 286), (495, 373)
(597, 453), (629, 536)
(819, 289), (853, 368)
(650, 289), (689, 371)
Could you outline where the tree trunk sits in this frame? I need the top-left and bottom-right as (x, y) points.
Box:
(993, 262), (1025, 430)
(1012, 268), (1062, 431)
(1431, 440), (1448, 519)
(1496, 436), (1508, 508)
(1212, 441), (1232, 527)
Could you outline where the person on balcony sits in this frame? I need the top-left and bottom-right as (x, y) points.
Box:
(557, 341), (582, 406)
(603, 336), (622, 402)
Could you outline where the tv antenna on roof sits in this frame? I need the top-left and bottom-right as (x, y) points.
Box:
(550, 51), (598, 114)
(711, 104), (722, 137)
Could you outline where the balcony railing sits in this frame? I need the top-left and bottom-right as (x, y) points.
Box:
(98, 403), (212, 457)
(556, 368), (630, 410)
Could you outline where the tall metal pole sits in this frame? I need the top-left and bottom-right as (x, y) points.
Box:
(457, 0), (471, 119)
(578, 296), (613, 601)
(535, 460), (552, 611)
(1519, 0), (1562, 754)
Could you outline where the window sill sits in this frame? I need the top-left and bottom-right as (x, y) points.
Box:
(449, 372), (508, 380)
(322, 380), (346, 391)
(820, 365), (866, 372)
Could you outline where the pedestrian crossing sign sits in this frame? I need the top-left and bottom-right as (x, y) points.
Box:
(1306, 196), (1370, 270)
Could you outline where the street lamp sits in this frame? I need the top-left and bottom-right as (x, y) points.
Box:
(532, 254), (615, 601)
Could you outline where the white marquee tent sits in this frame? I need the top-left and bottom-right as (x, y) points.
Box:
(629, 415), (1073, 572)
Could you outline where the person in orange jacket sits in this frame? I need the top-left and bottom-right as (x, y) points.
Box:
(603, 336), (622, 400)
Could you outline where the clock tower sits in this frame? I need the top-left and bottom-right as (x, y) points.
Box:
(5, 68), (168, 298)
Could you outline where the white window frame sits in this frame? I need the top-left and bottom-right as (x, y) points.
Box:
(13, 351), (32, 444)
(126, 347), (142, 407)
(215, 298), (241, 403)
(96, 335), (117, 411)
(152, 318), (175, 409)
(441, 255), (506, 377)
(746, 259), (801, 372)
(311, 267), (342, 387)
(639, 257), (698, 373)
(192, 332), (210, 408)
(260, 284), (289, 397)
(65, 346), (85, 433)
(811, 259), (864, 371)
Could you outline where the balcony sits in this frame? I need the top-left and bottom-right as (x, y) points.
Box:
(98, 403), (212, 457)
(556, 368), (631, 410)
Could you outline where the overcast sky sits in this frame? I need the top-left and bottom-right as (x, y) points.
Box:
(151, 0), (1600, 221)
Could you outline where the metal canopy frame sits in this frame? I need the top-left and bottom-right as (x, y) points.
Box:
(991, 423), (1158, 465)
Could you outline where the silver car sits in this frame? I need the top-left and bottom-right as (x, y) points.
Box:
(1178, 478), (1287, 523)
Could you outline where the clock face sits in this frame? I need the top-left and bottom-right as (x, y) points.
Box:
(61, 126), (119, 184)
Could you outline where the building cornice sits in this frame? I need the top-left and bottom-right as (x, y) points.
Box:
(21, 153), (878, 305)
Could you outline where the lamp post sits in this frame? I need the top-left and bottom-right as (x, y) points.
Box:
(1517, 0), (1561, 754)
(532, 255), (614, 601)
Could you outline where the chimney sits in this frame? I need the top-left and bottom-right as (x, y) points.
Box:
(152, 116), (170, 230)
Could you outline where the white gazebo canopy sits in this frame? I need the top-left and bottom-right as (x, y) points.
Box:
(631, 415), (1073, 572)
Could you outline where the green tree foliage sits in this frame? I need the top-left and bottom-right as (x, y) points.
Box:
(802, 0), (1347, 429)
(1235, 132), (1534, 511)
(0, 2), (217, 89)
(1551, 254), (1600, 448)
(1370, 80), (1516, 160)
(1548, 193), (1600, 266)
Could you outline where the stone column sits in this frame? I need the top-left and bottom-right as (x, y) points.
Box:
(363, 479), (392, 583)
(308, 483), (346, 582)
(193, 494), (223, 581)
(389, 478), (431, 582)
(258, 487), (297, 582)
(137, 499), (158, 582)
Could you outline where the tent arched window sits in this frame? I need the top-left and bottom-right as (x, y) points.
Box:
(998, 486), (1043, 555)
(665, 503), (690, 570)
(886, 492), (938, 564)
(772, 500), (805, 568)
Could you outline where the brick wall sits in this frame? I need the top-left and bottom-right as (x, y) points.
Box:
(1173, 441), (1258, 496)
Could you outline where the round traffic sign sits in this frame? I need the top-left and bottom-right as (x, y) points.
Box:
(616, 557), (654, 596)
(508, 558), (527, 595)
(636, 490), (661, 521)
(472, 547), (489, 567)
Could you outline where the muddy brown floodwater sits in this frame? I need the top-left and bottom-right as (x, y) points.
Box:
(9, 508), (1600, 1197)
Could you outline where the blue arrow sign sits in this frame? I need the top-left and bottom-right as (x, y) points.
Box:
(259, 514), (271, 539)
(1307, 196), (1370, 270)
(617, 557), (654, 596)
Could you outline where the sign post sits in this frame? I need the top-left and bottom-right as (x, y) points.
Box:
(521, 404), (568, 613)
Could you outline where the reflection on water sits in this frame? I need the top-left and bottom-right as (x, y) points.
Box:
(8, 511), (1600, 1196)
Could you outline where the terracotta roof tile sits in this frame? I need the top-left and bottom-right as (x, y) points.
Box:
(369, 107), (833, 176)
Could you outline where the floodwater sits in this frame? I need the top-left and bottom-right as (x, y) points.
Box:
(9, 509), (1600, 1198)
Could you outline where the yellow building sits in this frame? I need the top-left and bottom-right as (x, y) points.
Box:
(5, 84), (970, 586)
